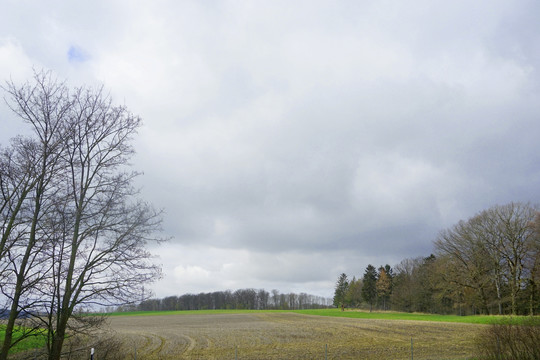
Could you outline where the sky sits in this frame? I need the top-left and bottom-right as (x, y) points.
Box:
(1, 1), (539, 299)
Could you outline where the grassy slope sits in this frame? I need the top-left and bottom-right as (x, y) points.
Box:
(293, 308), (536, 324)
(106, 309), (276, 316)
(107, 308), (536, 325)
(0, 326), (47, 354)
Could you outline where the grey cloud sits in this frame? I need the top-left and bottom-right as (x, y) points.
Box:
(2, 0), (540, 298)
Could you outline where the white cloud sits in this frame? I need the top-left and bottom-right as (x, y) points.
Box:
(2, 0), (540, 298)
(0, 38), (35, 81)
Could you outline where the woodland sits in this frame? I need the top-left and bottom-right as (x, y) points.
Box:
(333, 202), (540, 316)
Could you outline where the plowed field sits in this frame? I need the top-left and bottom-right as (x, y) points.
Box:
(106, 312), (482, 359)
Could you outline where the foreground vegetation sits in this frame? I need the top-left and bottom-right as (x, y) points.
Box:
(0, 326), (46, 354)
(476, 317), (540, 359)
(8, 310), (540, 358)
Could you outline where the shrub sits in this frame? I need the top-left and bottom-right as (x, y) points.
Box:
(476, 317), (540, 360)
(10, 332), (126, 360)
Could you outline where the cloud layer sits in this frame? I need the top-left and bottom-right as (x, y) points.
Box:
(1, 1), (539, 298)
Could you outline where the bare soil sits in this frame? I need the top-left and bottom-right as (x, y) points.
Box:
(102, 312), (483, 359)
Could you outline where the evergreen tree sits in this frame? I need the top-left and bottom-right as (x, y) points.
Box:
(362, 265), (378, 312)
(333, 273), (349, 310)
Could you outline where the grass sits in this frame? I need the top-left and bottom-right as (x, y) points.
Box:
(0, 325), (47, 354)
(293, 308), (536, 325)
(108, 307), (536, 325)
(106, 309), (278, 316)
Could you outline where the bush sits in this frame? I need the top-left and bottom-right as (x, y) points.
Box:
(476, 317), (540, 360)
(10, 332), (126, 360)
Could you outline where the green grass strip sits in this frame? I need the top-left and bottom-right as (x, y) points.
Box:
(106, 308), (538, 325)
(105, 309), (282, 316)
(292, 308), (538, 325)
(0, 325), (47, 354)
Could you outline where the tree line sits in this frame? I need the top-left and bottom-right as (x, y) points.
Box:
(0, 71), (163, 359)
(133, 289), (333, 312)
(334, 202), (540, 316)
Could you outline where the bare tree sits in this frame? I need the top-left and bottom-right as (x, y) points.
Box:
(1, 72), (71, 359)
(528, 212), (540, 315)
(0, 70), (164, 360)
(482, 203), (538, 315)
(435, 202), (538, 315)
(435, 217), (498, 314)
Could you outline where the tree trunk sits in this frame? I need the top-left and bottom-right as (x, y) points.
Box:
(49, 329), (66, 360)
(48, 309), (71, 360)
(0, 218), (39, 360)
(480, 288), (490, 315)
(530, 280), (536, 316)
(0, 306), (18, 360)
(494, 277), (503, 315)
(510, 277), (518, 315)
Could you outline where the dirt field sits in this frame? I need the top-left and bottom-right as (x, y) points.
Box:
(103, 312), (483, 359)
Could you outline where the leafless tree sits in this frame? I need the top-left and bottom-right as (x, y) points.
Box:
(528, 212), (540, 315)
(479, 203), (537, 315)
(435, 202), (539, 315)
(1, 72), (71, 359)
(0, 70), (164, 360)
(435, 217), (499, 314)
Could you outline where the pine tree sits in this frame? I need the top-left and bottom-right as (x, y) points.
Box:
(333, 273), (349, 310)
(362, 265), (377, 312)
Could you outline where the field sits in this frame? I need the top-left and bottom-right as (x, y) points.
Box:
(103, 311), (485, 359)
(0, 326), (47, 355)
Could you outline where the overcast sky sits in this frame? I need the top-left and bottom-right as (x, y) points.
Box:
(1, 1), (539, 299)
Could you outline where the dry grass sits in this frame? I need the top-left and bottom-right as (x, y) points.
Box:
(98, 312), (483, 359)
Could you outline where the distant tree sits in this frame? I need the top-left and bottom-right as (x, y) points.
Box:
(161, 296), (178, 311)
(391, 258), (418, 312)
(279, 293), (288, 309)
(139, 299), (161, 311)
(297, 292), (307, 309)
(322, 202), (540, 316)
(288, 293), (298, 310)
(233, 289), (257, 309)
(483, 203), (538, 315)
(142, 289), (331, 311)
(257, 289), (270, 310)
(414, 255), (438, 313)
(376, 266), (392, 310)
(271, 289), (280, 308)
(528, 212), (540, 315)
(362, 265), (377, 312)
(390, 256), (437, 313)
(345, 277), (362, 307)
(333, 273), (349, 310)
(435, 216), (499, 314)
